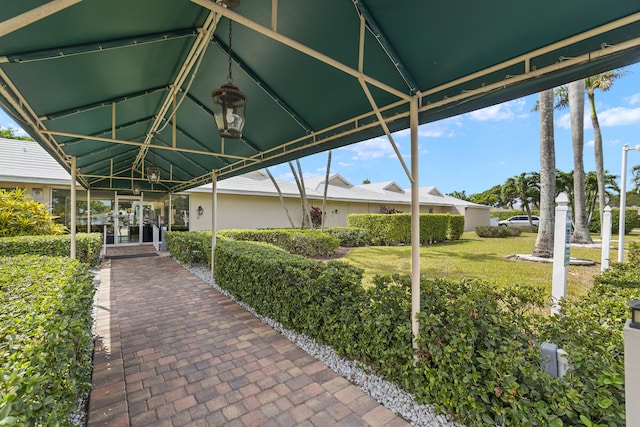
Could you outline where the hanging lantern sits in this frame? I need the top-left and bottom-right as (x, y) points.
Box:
(147, 165), (160, 184)
(132, 184), (141, 196)
(212, 83), (247, 138)
(212, 10), (247, 139)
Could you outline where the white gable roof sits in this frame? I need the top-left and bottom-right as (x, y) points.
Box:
(305, 173), (353, 190)
(0, 138), (73, 185)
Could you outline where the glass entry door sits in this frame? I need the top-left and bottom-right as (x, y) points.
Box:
(115, 196), (142, 245)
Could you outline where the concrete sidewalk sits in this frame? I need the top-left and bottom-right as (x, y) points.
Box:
(88, 246), (411, 426)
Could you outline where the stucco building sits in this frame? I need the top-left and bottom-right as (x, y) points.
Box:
(1, 138), (489, 243)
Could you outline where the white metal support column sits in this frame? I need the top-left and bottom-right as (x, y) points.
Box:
(86, 188), (91, 233)
(169, 193), (173, 231)
(410, 97), (420, 349)
(211, 171), (218, 277)
(70, 157), (77, 259)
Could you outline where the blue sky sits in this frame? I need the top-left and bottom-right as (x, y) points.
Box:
(2, 62), (640, 195)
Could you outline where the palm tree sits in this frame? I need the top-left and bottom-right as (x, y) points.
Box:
(585, 170), (619, 224)
(501, 172), (539, 226)
(568, 79), (593, 244)
(585, 71), (625, 228)
(265, 168), (296, 228)
(321, 150), (332, 231)
(532, 89), (556, 258)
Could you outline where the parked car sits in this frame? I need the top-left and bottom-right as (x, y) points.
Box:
(498, 215), (539, 229)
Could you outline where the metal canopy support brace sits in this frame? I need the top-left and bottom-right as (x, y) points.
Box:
(410, 97), (420, 350)
(191, 0), (411, 102)
(0, 0), (82, 39)
(132, 11), (222, 170)
(211, 170), (218, 277)
(357, 14), (413, 183)
(352, 0), (419, 95)
(71, 157), (77, 259)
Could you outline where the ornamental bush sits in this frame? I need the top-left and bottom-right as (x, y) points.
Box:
(218, 229), (339, 257)
(475, 226), (522, 238)
(0, 188), (66, 237)
(0, 233), (102, 266)
(347, 213), (463, 245)
(0, 256), (95, 425)
(325, 227), (370, 247)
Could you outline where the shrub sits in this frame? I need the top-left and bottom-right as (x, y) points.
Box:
(325, 227), (370, 247)
(213, 237), (365, 351)
(0, 188), (65, 237)
(0, 233), (102, 266)
(475, 226), (522, 238)
(590, 208), (640, 235)
(165, 230), (212, 266)
(347, 213), (463, 245)
(218, 229), (339, 257)
(0, 256), (95, 425)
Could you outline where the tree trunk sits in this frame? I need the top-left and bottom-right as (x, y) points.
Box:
(321, 150), (332, 231)
(289, 161), (306, 228)
(589, 93), (606, 237)
(296, 159), (313, 228)
(265, 168), (296, 228)
(533, 89), (556, 258)
(569, 79), (593, 243)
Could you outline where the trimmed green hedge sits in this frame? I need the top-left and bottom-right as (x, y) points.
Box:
(214, 237), (364, 351)
(324, 227), (370, 247)
(347, 213), (463, 245)
(165, 230), (212, 266)
(218, 229), (340, 257)
(589, 208), (640, 235)
(475, 226), (522, 238)
(0, 233), (102, 266)
(0, 256), (95, 425)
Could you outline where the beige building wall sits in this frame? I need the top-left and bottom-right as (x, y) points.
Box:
(0, 181), (54, 206)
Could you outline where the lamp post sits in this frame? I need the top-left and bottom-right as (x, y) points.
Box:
(618, 144), (640, 262)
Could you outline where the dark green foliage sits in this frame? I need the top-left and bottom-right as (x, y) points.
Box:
(347, 213), (464, 245)
(475, 226), (522, 238)
(589, 208), (640, 234)
(165, 230), (212, 266)
(0, 256), (95, 425)
(324, 227), (370, 247)
(447, 215), (465, 240)
(213, 238), (365, 351)
(219, 229), (339, 257)
(0, 233), (102, 266)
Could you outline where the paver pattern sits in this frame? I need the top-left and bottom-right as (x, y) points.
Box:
(89, 246), (410, 426)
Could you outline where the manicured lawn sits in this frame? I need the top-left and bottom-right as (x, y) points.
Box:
(343, 231), (622, 299)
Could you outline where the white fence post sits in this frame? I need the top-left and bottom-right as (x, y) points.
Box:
(552, 193), (571, 316)
(601, 206), (612, 272)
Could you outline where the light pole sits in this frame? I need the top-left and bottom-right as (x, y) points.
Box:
(618, 144), (640, 263)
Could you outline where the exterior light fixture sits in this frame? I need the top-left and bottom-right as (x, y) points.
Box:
(198, 206), (204, 217)
(630, 300), (640, 329)
(212, 2), (247, 139)
(147, 165), (160, 184)
(133, 184), (141, 196)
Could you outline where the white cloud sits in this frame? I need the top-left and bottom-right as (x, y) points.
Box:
(558, 107), (640, 130)
(468, 99), (525, 122)
(597, 107), (640, 126)
(625, 93), (640, 105)
(338, 161), (353, 167)
(557, 112), (571, 130)
(586, 139), (594, 147)
(338, 137), (397, 160)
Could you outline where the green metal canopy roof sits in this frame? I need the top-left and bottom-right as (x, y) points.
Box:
(1, 0), (640, 194)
